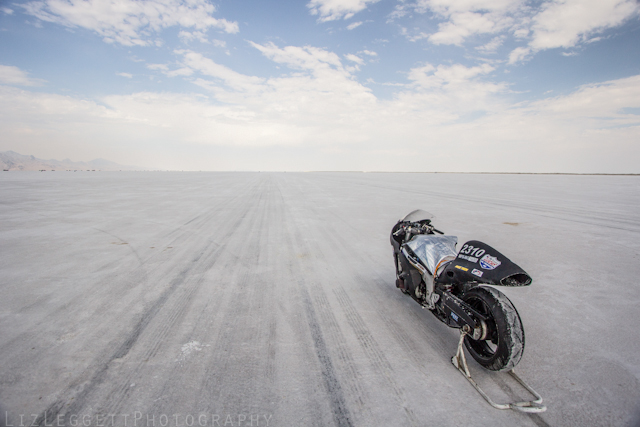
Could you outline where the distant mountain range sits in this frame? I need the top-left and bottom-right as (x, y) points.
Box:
(0, 151), (142, 171)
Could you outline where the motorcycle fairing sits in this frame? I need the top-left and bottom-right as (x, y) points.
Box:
(400, 209), (435, 223)
(397, 250), (423, 294)
(405, 234), (458, 275)
(440, 240), (532, 287)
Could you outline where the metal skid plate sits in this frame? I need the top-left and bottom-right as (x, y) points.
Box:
(451, 329), (547, 413)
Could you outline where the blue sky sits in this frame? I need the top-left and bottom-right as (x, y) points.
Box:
(1, 0), (639, 172)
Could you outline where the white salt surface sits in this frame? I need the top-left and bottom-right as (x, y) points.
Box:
(0, 172), (639, 426)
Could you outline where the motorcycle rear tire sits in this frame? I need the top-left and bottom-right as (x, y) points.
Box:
(462, 285), (524, 372)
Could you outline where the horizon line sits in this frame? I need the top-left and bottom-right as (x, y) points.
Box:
(4, 170), (639, 176)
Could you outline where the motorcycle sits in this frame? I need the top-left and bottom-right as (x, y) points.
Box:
(391, 210), (546, 412)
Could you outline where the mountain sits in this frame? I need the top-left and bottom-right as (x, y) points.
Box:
(0, 151), (142, 171)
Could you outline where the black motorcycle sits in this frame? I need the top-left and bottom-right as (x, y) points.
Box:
(391, 209), (535, 371)
(391, 210), (546, 412)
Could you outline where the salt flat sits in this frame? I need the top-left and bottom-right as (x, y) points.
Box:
(1, 172), (639, 427)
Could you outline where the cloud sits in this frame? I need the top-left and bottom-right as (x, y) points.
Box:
(12, 72), (640, 171)
(0, 85), (121, 126)
(429, 11), (514, 46)
(249, 42), (344, 72)
(2, 7), (14, 15)
(147, 61), (195, 77)
(2, 39), (639, 171)
(3, 45), (508, 155)
(178, 30), (209, 43)
(116, 72), (133, 78)
(344, 53), (364, 65)
(394, 0), (521, 45)
(507, 46), (530, 64)
(407, 63), (496, 89)
(346, 21), (362, 30)
(0, 65), (46, 86)
(392, 63), (507, 126)
(476, 35), (505, 53)
(147, 63), (169, 71)
(307, 0), (380, 22)
(21, 0), (239, 46)
(104, 43), (379, 149)
(529, 0), (638, 50)
(166, 67), (193, 77)
(178, 50), (264, 91)
(508, 0), (638, 63)
(530, 74), (640, 119)
(394, 0), (639, 64)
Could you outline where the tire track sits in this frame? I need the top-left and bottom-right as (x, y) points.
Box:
(34, 177), (264, 426)
(0, 177), (261, 382)
(310, 290), (369, 413)
(105, 177), (273, 417)
(333, 287), (419, 426)
(36, 235), (230, 425)
(308, 202), (457, 371)
(98, 236), (228, 417)
(286, 175), (434, 425)
(276, 177), (356, 427)
(193, 177), (280, 417)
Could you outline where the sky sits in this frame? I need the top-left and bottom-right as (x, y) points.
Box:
(0, 0), (639, 172)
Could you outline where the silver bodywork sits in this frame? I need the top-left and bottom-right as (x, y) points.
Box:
(403, 234), (458, 308)
(406, 234), (458, 275)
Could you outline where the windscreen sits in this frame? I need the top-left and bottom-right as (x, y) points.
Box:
(401, 209), (435, 223)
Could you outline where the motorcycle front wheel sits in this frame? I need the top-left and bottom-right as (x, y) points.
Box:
(462, 285), (525, 371)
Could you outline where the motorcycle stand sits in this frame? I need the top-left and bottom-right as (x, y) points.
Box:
(451, 328), (547, 413)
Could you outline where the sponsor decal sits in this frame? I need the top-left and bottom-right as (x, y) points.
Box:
(454, 265), (469, 272)
(479, 254), (501, 270)
(458, 254), (478, 263)
(460, 244), (486, 258)
(472, 269), (483, 277)
(450, 312), (459, 322)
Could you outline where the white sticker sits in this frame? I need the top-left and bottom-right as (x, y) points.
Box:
(479, 254), (501, 270)
(472, 269), (483, 277)
(458, 254), (478, 263)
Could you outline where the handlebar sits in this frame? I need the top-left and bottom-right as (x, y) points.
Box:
(396, 221), (445, 236)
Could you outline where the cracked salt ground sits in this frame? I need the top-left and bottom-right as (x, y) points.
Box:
(0, 172), (639, 427)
